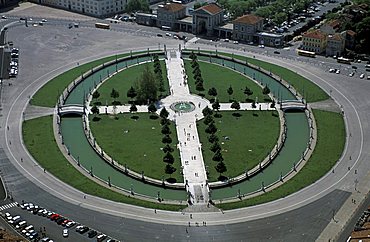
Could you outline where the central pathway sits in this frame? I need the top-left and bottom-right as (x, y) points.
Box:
(164, 50), (209, 206)
(95, 50), (275, 207)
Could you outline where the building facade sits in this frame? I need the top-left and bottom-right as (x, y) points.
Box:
(33, 0), (127, 17)
(156, 2), (186, 29)
(326, 33), (345, 56)
(257, 32), (284, 47)
(192, 3), (223, 36)
(232, 14), (263, 43)
(301, 30), (327, 54)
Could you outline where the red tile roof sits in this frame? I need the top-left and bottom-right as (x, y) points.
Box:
(346, 30), (356, 36)
(328, 33), (342, 41)
(197, 3), (223, 15)
(161, 3), (185, 12)
(327, 19), (341, 29)
(303, 30), (326, 39)
(233, 14), (264, 25)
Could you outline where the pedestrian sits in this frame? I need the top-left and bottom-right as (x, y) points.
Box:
(154, 209), (157, 214)
(190, 214), (192, 219)
(83, 195), (86, 199)
(186, 227), (188, 233)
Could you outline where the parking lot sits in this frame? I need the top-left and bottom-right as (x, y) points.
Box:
(1, 201), (118, 241)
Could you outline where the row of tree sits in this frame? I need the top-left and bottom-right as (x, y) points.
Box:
(159, 108), (177, 180)
(189, 53), (206, 92)
(202, 107), (227, 179)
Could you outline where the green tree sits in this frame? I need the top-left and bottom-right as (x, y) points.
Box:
(210, 142), (221, 153)
(160, 118), (170, 126)
(163, 144), (174, 153)
(244, 86), (253, 101)
(215, 161), (227, 176)
(270, 99), (276, 108)
(203, 114), (214, 125)
(208, 87), (218, 98)
(126, 0), (149, 13)
(136, 65), (158, 104)
(91, 105), (99, 115)
(163, 152), (174, 164)
(127, 86), (137, 100)
(110, 88), (119, 104)
(129, 103), (137, 113)
(205, 122), (217, 134)
(208, 133), (219, 143)
(92, 91), (100, 100)
(148, 102), (157, 114)
(227, 86), (233, 101)
(159, 107), (169, 119)
(161, 124), (171, 135)
(202, 106), (213, 116)
(165, 164), (176, 177)
(231, 101), (240, 111)
(212, 100), (220, 111)
(162, 135), (172, 144)
(196, 81), (205, 91)
(262, 85), (270, 95)
(212, 150), (224, 162)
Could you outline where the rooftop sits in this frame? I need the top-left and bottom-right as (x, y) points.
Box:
(158, 2), (185, 13)
(303, 30), (326, 39)
(233, 14), (264, 25)
(328, 33), (343, 41)
(195, 3), (223, 15)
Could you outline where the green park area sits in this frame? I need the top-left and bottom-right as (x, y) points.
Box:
(197, 110), (280, 181)
(94, 60), (169, 105)
(31, 53), (135, 108)
(22, 115), (185, 211)
(89, 113), (182, 182)
(184, 60), (270, 103)
(217, 109), (345, 209)
(188, 50), (329, 103)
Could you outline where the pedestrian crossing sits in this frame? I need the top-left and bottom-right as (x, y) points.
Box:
(0, 202), (18, 211)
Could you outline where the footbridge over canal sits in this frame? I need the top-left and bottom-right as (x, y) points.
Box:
(280, 100), (307, 111)
(58, 104), (85, 116)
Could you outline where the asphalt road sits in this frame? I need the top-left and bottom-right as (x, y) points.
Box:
(0, 6), (369, 241)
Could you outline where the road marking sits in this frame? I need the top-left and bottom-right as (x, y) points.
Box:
(0, 202), (18, 211)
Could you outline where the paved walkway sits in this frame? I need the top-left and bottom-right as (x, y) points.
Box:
(94, 50), (276, 206)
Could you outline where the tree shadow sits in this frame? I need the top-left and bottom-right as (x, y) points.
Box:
(149, 115), (159, 120)
(232, 112), (242, 117)
(252, 113), (259, 117)
(92, 116), (101, 122)
(214, 113), (222, 118)
(166, 177), (177, 183)
(112, 101), (122, 105)
(218, 175), (228, 182)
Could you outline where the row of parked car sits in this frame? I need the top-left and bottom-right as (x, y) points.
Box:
(20, 201), (117, 242)
(4, 209), (46, 242)
(9, 48), (19, 78)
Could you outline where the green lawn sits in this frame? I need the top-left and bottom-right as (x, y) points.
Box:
(217, 109), (345, 209)
(95, 61), (169, 105)
(186, 50), (329, 103)
(185, 60), (269, 103)
(31, 51), (157, 108)
(197, 111), (280, 181)
(89, 113), (182, 182)
(22, 116), (185, 211)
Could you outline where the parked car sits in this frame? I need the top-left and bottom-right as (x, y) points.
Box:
(63, 229), (69, 237)
(360, 74), (365, 79)
(88, 230), (98, 238)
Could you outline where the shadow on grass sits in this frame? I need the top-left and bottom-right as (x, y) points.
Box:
(166, 177), (177, 183)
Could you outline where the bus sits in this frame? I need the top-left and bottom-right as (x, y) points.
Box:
(161, 26), (171, 31)
(95, 23), (110, 29)
(337, 57), (351, 64)
(297, 49), (316, 58)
